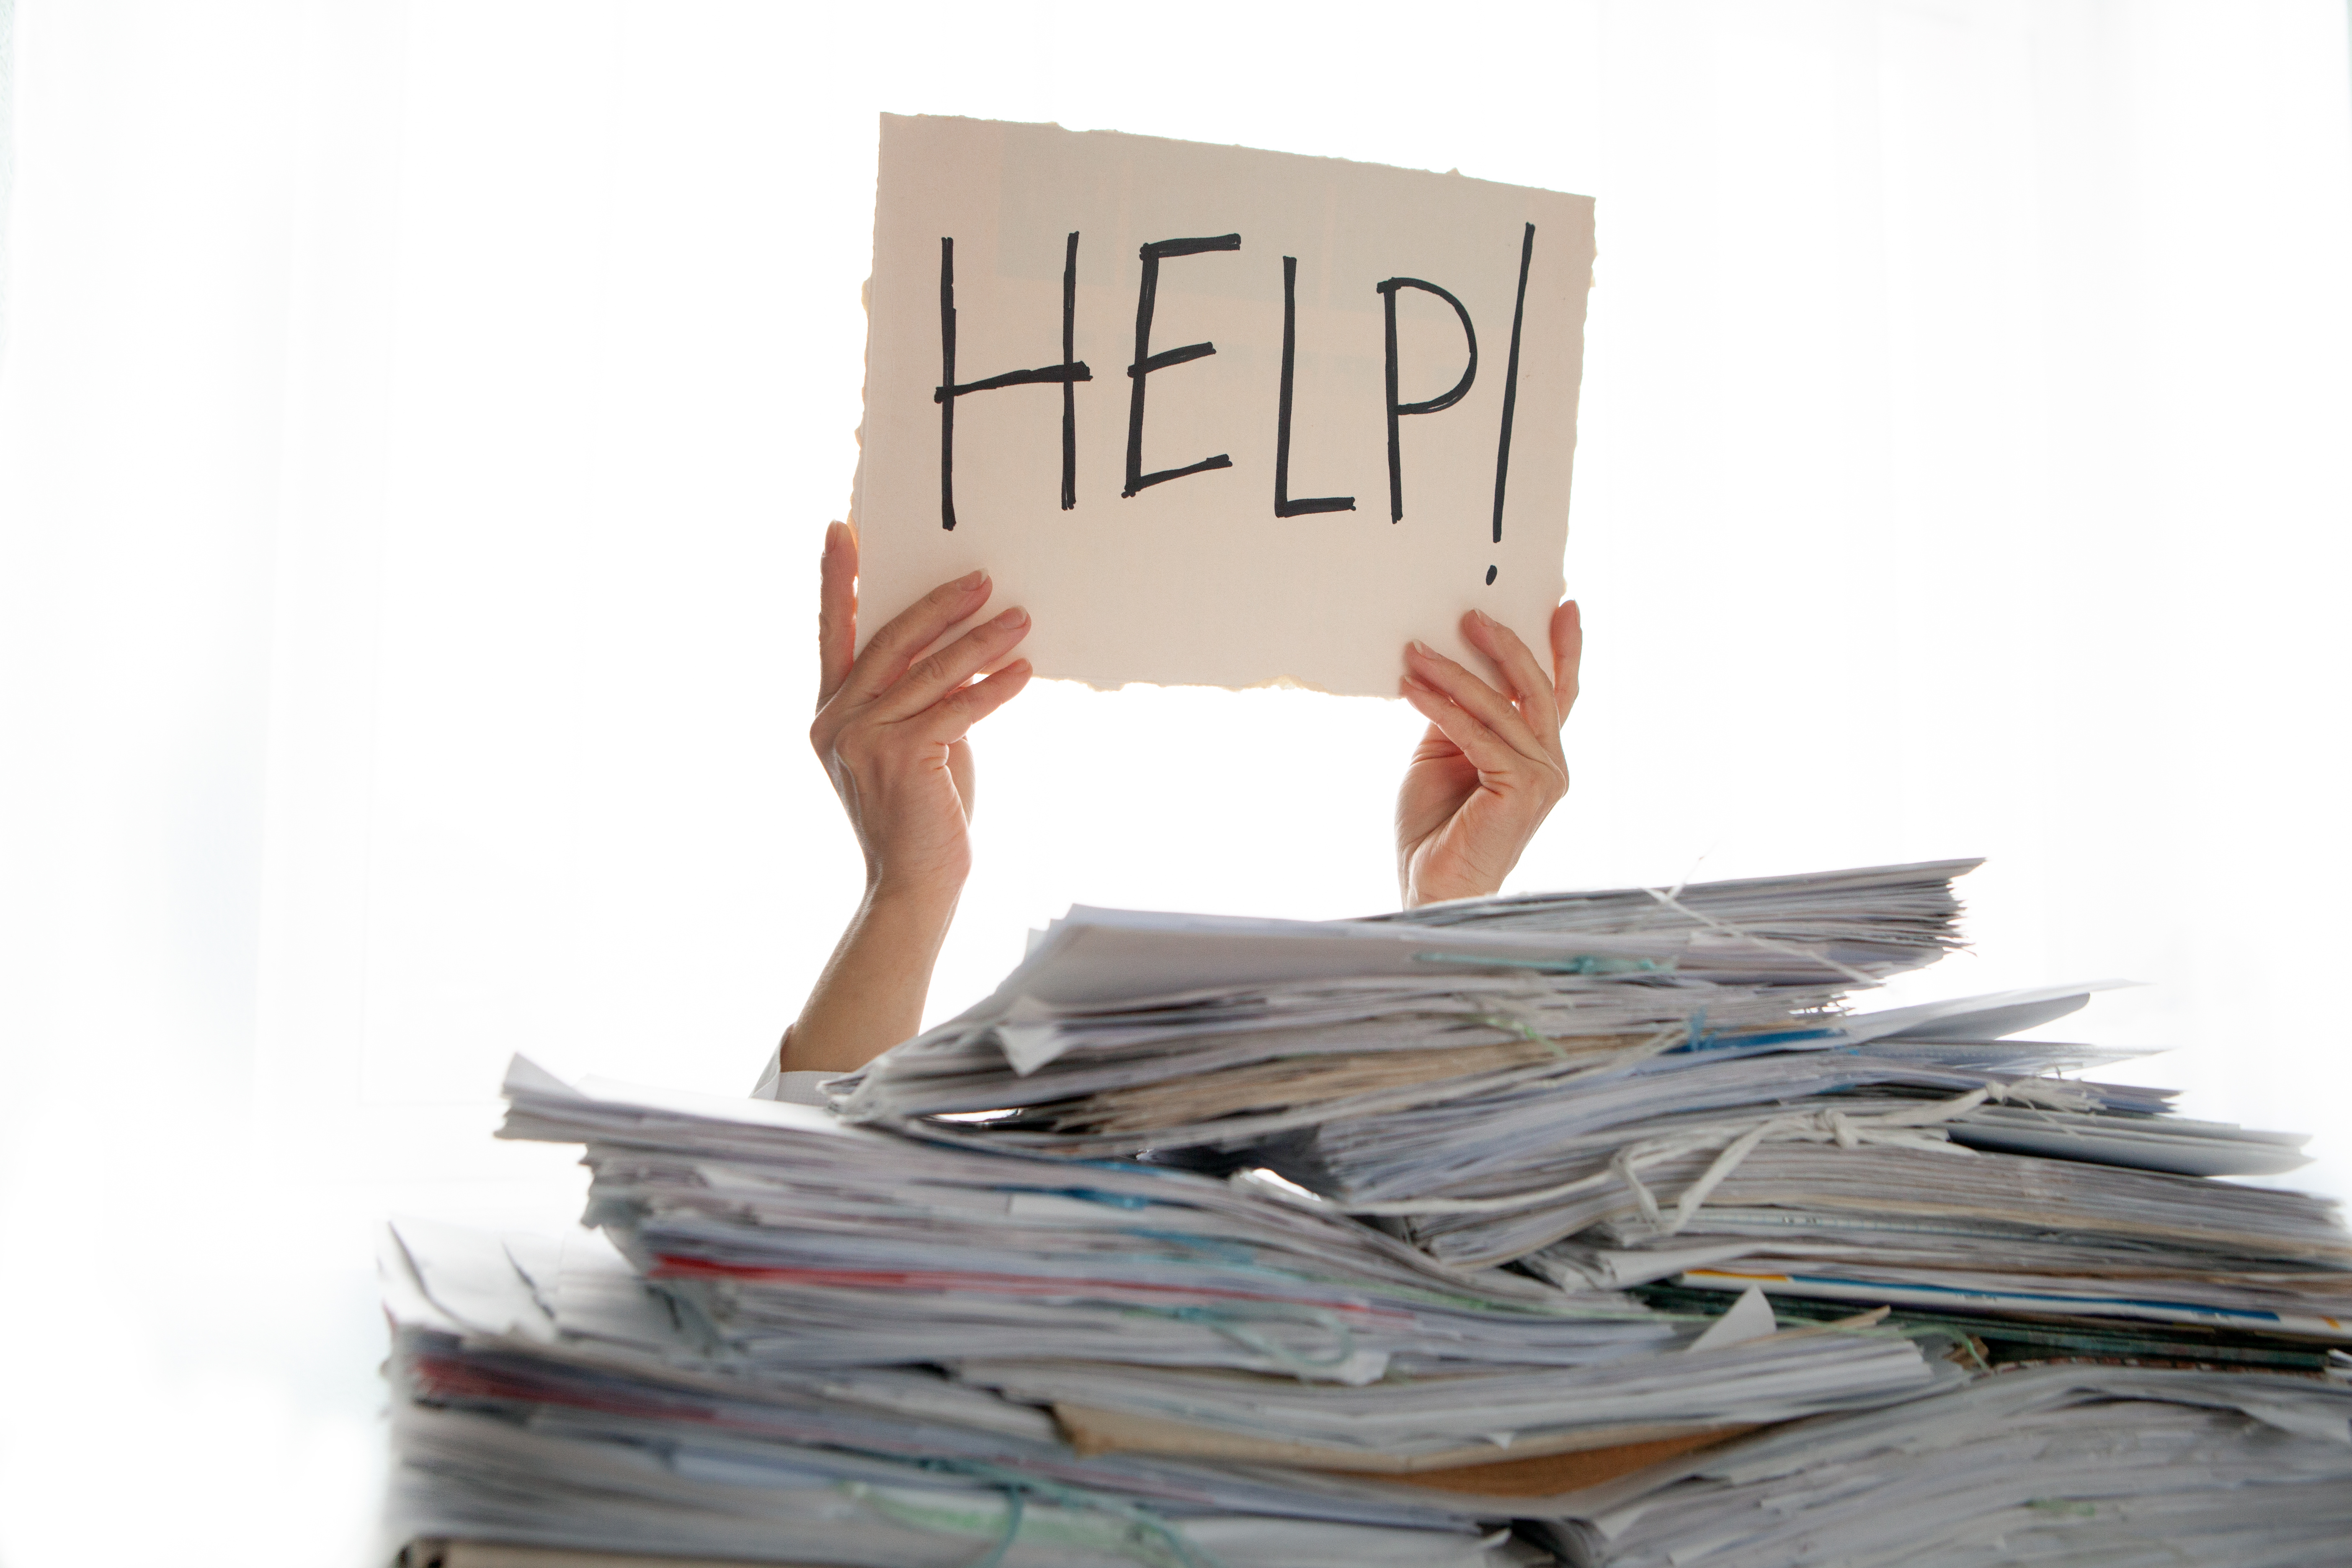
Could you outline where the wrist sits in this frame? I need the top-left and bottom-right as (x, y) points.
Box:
(858, 871), (964, 933)
(787, 880), (961, 1076)
(1405, 857), (1505, 909)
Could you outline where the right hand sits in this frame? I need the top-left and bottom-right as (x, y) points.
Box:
(1394, 601), (1581, 907)
(810, 521), (1034, 907)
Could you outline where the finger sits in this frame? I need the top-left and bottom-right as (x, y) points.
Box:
(1461, 608), (1560, 736)
(1551, 599), (1582, 718)
(1405, 640), (1553, 765)
(1399, 674), (1522, 778)
(1410, 718), (1464, 763)
(842, 568), (995, 704)
(872, 605), (1032, 722)
(817, 521), (858, 708)
(907, 658), (1034, 744)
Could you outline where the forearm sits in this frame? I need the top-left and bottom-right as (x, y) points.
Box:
(780, 882), (959, 1074)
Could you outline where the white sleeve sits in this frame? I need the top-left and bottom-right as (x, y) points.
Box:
(750, 1050), (838, 1107)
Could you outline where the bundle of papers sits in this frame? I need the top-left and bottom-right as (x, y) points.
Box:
(491, 1059), (1949, 1454)
(1531, 1364), (2352, 1567)
(1369, 860), (1975, 963)
(380, 1218), (1532, 1567)
(829, 863), (2349, 1349)
(382, 858), (2352, 1567)
(833, 862), (1985, 1160)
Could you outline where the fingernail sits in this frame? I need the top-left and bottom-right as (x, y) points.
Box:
(994, 606), (1029, 629)
(1473, 608), (1497, 627)
(957, 569), (986, 590)
(1408, 640), (1435, 658)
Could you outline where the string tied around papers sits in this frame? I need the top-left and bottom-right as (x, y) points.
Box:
(1143, 1302), (1361, 1376)
(843, 1458), (1231, 1568)
(1457, 1011), (1707, 1073)
(1597, 1080), (2107, 1242)
(1643, 884), (1885, 986)
(974, 1485), (1022, 1568)
(1612, 1106), (1965, 1238)
(1469, 1011), (1570, 1058)
(1338, 1079), (2104, 1233)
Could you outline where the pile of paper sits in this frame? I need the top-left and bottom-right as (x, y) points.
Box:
(489, 1060), (1949, 1451)
(833, 863), (2351, 1344)
(381, 1219), (1536, 1567)
(1531, 1365), (2352, 1568)
(382, 860), (2352, 1567)
(833, 860), (1983, 1159)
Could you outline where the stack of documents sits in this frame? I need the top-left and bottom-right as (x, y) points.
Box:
(380, 1217), (1534, 1566)
(384, 859), (2352, 1566)
(833, 861), (1981, 1159)
(832, 863), (2351, 1349)
(493, 1059), (1950, 1445)
(1528, 1364), (2352, 1567)
(1367, 861), (1975, 961)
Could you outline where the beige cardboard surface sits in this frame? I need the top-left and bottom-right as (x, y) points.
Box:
(853, 115), (1594, 696)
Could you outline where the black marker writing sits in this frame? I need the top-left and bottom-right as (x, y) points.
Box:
(1124, 233), (1241, 498)
(1061, 231), (1080, 510)
(1376, 277), (1478, 523)
(936, 234), (1092, 530)
(1490, 223), (1535, 571)
(1274, 255), (1356, 518)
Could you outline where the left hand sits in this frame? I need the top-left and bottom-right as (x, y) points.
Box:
(782, 523), (1032, 1075)
(1395, 601), (1583, 908)
(810, 524), (1031, 908)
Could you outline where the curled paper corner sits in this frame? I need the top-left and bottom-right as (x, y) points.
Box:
(1687, 1286), (1779, 1354)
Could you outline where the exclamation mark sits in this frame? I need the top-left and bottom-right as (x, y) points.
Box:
(1489, 222), (1536, 584)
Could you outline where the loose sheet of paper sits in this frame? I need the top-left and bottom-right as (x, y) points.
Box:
(852, 115), (1597, 696)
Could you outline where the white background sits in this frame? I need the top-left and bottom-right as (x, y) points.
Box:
(1, 3), (2347, 1564)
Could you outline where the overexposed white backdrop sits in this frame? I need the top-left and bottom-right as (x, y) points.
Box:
(2, 3), (2348, 1563)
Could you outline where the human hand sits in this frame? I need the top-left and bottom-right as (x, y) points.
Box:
(1394, 601), (1582, 908)
(810, 521), (1033, 910)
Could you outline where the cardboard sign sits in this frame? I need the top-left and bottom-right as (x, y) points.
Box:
(852, 115), (1595, 696)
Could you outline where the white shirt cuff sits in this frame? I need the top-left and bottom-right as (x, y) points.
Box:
(751, 1052), (839, 1107)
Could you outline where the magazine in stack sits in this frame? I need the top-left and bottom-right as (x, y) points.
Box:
(382, 860), (2352, 1568)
